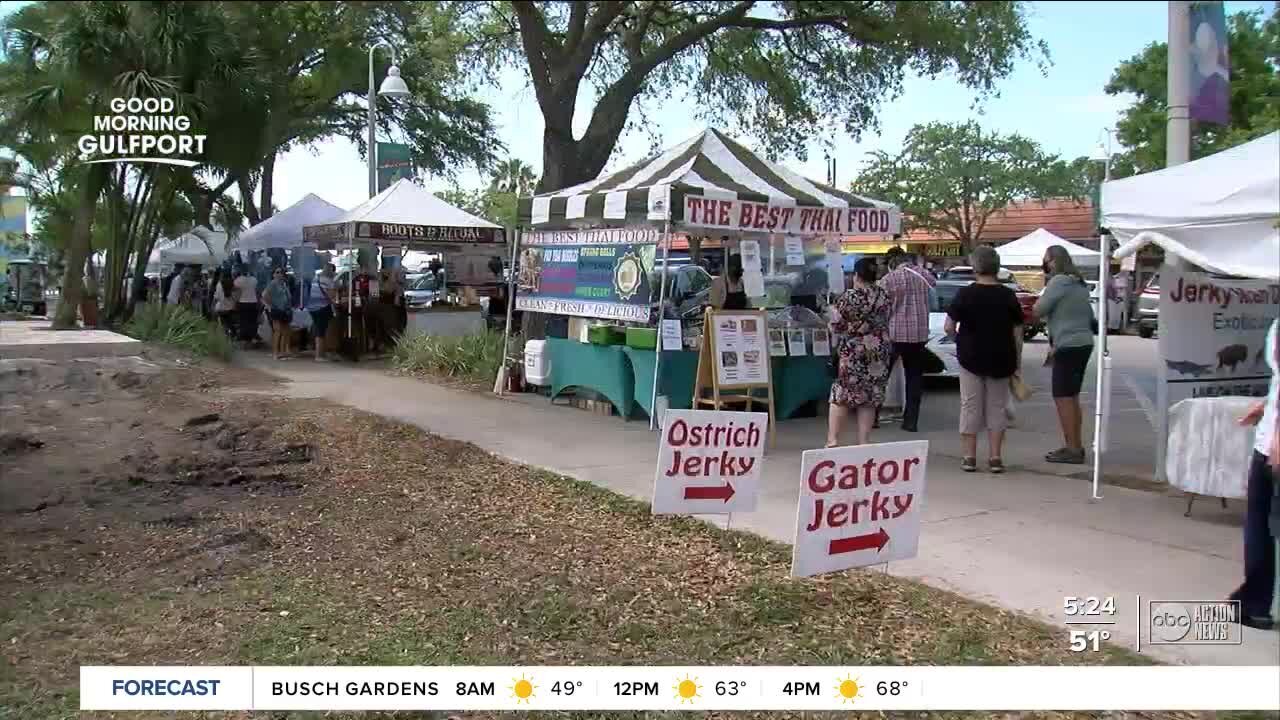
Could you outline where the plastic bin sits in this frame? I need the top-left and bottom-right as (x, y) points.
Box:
(588, 325), (626, 346)
(626, 327), (658, 350)
(524, 339), (551, 386)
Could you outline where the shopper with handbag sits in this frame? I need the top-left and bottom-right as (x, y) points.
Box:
(1033, 245), (1096, 465)
(944, 246), (1024, 474)
(261, 267), (293, 360)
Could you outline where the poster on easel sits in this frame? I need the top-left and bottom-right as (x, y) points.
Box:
(693, 308), (776, 447)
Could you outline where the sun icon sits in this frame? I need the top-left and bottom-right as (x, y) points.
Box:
(835, 675), (862, 704)
(509, 674), (536, 704)
(673, 675), (701, 704)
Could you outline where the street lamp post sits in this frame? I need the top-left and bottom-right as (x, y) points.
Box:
(367, 40), (411, 199)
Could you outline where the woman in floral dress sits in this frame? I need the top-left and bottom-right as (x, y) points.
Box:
(827, 256), (893, 447)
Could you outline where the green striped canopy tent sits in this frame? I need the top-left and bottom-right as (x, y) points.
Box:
(518, 128), (901, 236)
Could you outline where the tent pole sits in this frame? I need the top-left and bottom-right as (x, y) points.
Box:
(649, 221), (672, 432)
(1090, 232), (1111, 501)
(347, 235), (354, 337)
(496, 226), (520, 396)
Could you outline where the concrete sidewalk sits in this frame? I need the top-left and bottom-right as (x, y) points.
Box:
(236, 353), (1279, 666)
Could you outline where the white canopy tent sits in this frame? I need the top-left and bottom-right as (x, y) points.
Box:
(149, 227), (230, 267)
(303, 178), (503, 249)
(997, 227), (1100, 268)
(1101, 131), (1280, 280)
(234, 193), (345, 252)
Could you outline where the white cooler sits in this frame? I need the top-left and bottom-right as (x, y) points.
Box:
(524, 339), (552, 386)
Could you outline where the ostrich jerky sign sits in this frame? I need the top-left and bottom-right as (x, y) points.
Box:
(681, 196), (901, 236)
(1158, 267), (1279, 406)
(791, 440), (928, 577)
(652, 409), (765, 515)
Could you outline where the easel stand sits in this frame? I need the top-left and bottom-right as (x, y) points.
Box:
(692, 307), (777, 449)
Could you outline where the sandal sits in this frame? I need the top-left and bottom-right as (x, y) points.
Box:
(1045, 447), (1086, 464)
(988, 458), (1005, 474)
(961, 457), (977, 473)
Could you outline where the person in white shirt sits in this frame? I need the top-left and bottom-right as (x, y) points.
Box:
(166, 266), (190, 306)
(1232, 318), (1279, 630)
(232, 265), (259, 346)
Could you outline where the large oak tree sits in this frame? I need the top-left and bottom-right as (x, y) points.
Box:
(447, 1), (1049, 193)
(853, 121), (1087, 248)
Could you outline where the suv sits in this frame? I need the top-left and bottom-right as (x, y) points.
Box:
(650, 264), (713, 319)
(1137, 276), (1159, 338)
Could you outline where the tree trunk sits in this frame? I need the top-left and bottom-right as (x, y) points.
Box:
(239, 176), (262, 227)
(258, 151), (276, 223)
(688, 236), (703, 266)
(53, 163), (110, 329)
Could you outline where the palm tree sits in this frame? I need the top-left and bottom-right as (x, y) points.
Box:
(489, 158), (538, 198)
(1, 1), (260, 327)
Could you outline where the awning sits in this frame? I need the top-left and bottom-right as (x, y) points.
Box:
(1101, 131), (1279, 280)
(303, 178), (505, 251)
(519, 128), (900, 235)
(236, 193), (344, 252)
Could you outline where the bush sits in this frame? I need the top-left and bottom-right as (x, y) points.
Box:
(124, 302), (232, 360)
(392, 328), (518, 385)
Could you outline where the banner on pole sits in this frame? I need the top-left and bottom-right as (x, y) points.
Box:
(376, 142), (414, 192)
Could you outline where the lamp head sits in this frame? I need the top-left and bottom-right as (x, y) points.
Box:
(378, 66), (411, 97)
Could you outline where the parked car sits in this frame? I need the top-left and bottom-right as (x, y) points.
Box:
(2, 259), (48, 316)
(1137, 276), (1159, 338)
(404, 273), (439, 309)
(933, 276), (1042, 342)
(650, 264), (713, 319)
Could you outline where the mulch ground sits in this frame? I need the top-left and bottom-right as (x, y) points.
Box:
(0, 348), (1236, 720)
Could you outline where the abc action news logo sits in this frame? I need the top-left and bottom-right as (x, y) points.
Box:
(78, 97), (207, 167)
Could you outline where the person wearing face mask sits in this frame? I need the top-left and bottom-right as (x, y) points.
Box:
(710, 253), (747, 310)
(1032, 245), (1095, 464)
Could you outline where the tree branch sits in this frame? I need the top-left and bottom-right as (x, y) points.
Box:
(511, 3), (559, 108)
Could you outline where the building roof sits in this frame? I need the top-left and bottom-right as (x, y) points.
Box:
(903, 198), (1097, 247)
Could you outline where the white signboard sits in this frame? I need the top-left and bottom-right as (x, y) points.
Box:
(1159, 267), (1279, 407)
(824, 238), (845, 294)
(787, 328), (807, 356)
(523, 226), (662, 246)
(784, 236), (805, 266)
(713, 313), (769, 386)
(660, 319), (683, 351)
(739, 239), (762, 272)
(515, 296), (650, 322)
(812, 329), (832, 356)
(653, 409), (765, 515)
(792, 440), (929, 577)
(767, 329), (788, 357)
(682, 196), (901, 236)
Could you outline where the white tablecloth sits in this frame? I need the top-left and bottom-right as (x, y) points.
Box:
(1165, 396), (1256, 498)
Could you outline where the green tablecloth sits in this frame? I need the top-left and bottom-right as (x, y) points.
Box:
(546, 338), (634, 418)
(622, 347), (699, 418)
(622, 347), (831, 421)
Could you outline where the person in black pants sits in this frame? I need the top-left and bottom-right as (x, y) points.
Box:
(878, 251), (936, 432)
(1230, 319), (1278, 630)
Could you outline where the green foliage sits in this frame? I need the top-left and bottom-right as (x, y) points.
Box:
(125, 302), (232, 360)
(853, 121), (1088, 246)
(392, 329), (516, 385)
(451, 1), (1047, 190)
(1104, 8), (1279, 177)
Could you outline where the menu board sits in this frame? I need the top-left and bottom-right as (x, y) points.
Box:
(712, 312), (770, 387)
(767, 328), (788, 356)
(787, 328), (807, 356)
(812, 329), (832, 356)
(514, 242), (656, 322)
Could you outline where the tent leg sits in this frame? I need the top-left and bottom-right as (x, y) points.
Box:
(649, 221), (672, 432)
(496, 226), (520, 396)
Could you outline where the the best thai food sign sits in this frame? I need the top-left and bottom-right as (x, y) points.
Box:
(681, 197), (901, 236)
(1159, 268), (1279, 406)
(791, 440), (928, 577)
(652, 410), (764, 515)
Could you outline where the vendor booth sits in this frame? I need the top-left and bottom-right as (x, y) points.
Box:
(507, 128), (900, 428)
(997, 228), (1099, 269)
(303, 178), (506, 357)
(234, 193), (344, 253)
(150, 227), (231, 268)
(1099, 131), (1280, 498)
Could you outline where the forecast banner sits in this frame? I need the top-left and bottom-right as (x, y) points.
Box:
(81, 666), (1280, 711)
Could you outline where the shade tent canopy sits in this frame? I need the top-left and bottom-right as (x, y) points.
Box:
(996, 228), (1099, 267)
(150, 227), (230, 266)
(234, 193), (345, 252)
(302, 178), (504, 250)
(1101, 131), (1280, 280)
(520, 128), (900, 234)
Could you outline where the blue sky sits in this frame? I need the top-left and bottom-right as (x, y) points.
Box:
(3, 0), (1273, 216)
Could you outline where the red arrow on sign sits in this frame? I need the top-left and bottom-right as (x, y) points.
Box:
(683, 482), (736, 502)
(828, 528), (890, 555)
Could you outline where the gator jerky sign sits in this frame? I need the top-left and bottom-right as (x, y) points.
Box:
(1159, 267), (1279, 407)
(682, 196), (901, 236)
(355, 223), (502, 244)
(791, 440), (928, 577)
